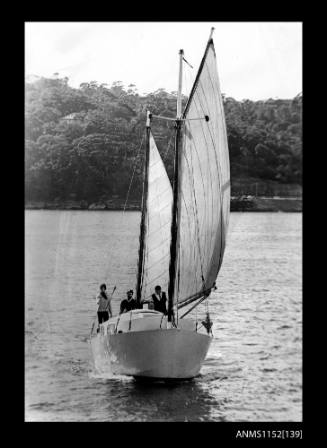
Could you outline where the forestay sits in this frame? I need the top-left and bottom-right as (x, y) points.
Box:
(176, 40), (230, 306)
(140, 133), (173, 301)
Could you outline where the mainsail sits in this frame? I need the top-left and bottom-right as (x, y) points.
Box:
(171, 38), (230, 308)
(137, 131), (173, 302)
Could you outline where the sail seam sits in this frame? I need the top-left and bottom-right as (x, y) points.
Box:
(154, 151), (166, 273)
(147, 187), (172, 204)
(180, 192), (201, 295)
(190, 89), (216, 261)
(202, 58), (227, 271)
(146, 218), (171, 236)
(182, 140), (206, 288)
(143, 252), (169, 271)
(144, 270), (168, 285)
(187, 87), (217, 271)
(196, 69), (225, 275)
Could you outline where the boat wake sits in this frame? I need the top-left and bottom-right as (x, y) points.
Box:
(89, 337), (132, 381)
(88, 357), (131, 381)
(88, 369), (132, 382)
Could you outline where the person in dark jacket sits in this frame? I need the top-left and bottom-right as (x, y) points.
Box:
(152, 285), (167, 315)
(120, 290), (137, 314)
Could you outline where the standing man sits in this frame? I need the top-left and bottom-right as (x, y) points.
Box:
(96, 283), (113, 325)
(152, 285), (167, 315)
(120, 290), (137, 314)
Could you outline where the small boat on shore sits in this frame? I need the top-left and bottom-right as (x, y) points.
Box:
(90, 27), (230, 380)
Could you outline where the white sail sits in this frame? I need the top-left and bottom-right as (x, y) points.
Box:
(141, 133), (173, 301)
(176, 40), (230, 305)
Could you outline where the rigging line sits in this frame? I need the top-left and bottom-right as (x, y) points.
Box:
(121, 130), (145, 216)
(184, 62), (195, 115)
(151, 114), (207, 122)
(177, 287), (212, 308)
(180, 295), (207, 319)
(183, 56), (193, 69)
(151, 114), (176, 121)
(163, 129), (175, 163)
(120, 129), (145, 296)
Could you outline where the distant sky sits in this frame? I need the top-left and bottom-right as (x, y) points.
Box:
(25, 22), (302, 101)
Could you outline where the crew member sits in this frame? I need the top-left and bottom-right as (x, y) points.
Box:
(96, 283), (113, 324)
(152, 285), (167, 315)
(120, 290), (137, 314)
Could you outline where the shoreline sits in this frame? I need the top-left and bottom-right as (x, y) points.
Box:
(25, 196), (302, 212)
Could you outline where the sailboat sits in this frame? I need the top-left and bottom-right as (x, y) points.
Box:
(90, 28), (230, 380)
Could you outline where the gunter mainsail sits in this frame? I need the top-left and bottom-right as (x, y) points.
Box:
(137, 36), (230, 313)
(170, 37), (230, 309)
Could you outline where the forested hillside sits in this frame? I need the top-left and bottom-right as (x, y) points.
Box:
(25, 76), (302, 206)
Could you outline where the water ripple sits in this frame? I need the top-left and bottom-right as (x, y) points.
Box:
(25, 211), (302, 422)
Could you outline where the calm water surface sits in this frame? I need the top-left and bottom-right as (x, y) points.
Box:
(25, 211), (302, 421)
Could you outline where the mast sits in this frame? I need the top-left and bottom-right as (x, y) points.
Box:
(177, 49), (184, 118)
(167, 49), (184, 322)
(136, 111), (151, 307)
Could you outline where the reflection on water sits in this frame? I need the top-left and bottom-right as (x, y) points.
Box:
(25, 211), (302, 421)
(97, 377), (225, 422)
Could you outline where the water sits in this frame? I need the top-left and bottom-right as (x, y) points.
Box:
(25, 211), (302, 421)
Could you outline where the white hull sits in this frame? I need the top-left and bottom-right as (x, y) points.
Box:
(90, 310), (212, 379)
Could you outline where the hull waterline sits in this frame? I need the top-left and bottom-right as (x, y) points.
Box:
(90, 327), (211, 380)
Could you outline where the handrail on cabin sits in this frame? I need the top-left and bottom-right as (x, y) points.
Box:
(129, 311), (132, 331)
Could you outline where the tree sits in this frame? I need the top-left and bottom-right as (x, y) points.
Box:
(25, 76), (302, 203)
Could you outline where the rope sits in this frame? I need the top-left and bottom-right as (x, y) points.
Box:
(151, 114), (176, 121)
(183, 56), (193, 69)
(103, 130), (145, 286)
(151, 114), (207, 122)
(163, 130), (175, 162)
(122, 130), (145, 216)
